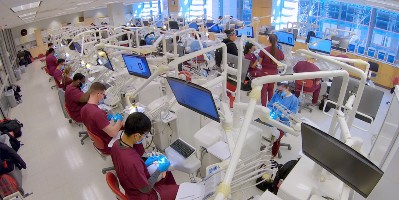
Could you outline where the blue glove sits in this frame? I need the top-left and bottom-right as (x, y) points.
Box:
(114, 113), (124, 122)
(145, 156), (159, 167)
(157, 155), (170, 172)
(107, 114), (114, 121)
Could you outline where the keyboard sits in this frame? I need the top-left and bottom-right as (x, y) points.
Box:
(170, 139), (195, 159)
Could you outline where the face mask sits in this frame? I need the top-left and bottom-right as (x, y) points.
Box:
(61, 65), (65, 70)
(135, 137), (145, 144)
(281, 91), (286, 98)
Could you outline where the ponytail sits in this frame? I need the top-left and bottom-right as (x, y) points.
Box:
(244, 43), (254, 55)
(269, 34), (277, 58)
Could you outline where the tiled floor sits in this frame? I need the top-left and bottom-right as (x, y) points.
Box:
(11, 60), (391, 199)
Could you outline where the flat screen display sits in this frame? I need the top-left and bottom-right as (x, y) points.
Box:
(166, 77), (220, 122)
(207, 23), (220, 33)
(97, 49), (113, 71)
(387, 54), (395, 64)
(358, 46), (365, 55)
(275, 31), (295, 46)
(169, 21), (179, 30)
(347, 44), (356, 52)
(301, 123), (383, 198)
(308, 36), (332, 54)
(156, 21), (163, 28)
(368, 48), (376, 57)
(122, 54), (151, 78)
(189, 23), (199, 31)
(377, 51), (386, 60)
(236, 27), (254, 38)
(73, 42), (82, 54)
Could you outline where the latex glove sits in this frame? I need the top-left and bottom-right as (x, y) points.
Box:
(157, 155), (170, 172)
(145, 156), (159, 167)
(114, 113), (124, 122)
(107, 114), (114, 121)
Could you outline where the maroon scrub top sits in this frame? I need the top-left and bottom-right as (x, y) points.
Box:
(65, 85), (86, 123)
(80, 103), (111, 154)
(245, 53), (263, 78)
(111, 140), (179, 200)
(293, 61), (321, 81)
(46, 55), (57, 76)
(62, 76), (73, 91)
(53, 68), (62, 85)
(259, 46), (285, 75)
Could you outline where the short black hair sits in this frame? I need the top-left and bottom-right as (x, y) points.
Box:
(57, 59), (65, 64)
(48, 43), (53, 47)
(48, 48), (55, 54)
(73, 73), (85, 81)
(124, 112), (151, 136)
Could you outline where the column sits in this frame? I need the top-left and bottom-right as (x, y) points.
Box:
(107, 2), (126, 27)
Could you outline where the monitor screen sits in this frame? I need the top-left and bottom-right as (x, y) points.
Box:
(73, 42), (82, 54)
(377, 51), (386, 60)
(156, 21), (163, 28)
(358, 46), (365, 55)
(347, 44), (356, 52)
(143, 21), (149, 26)
(166, 77), (220, 122)
(368, 48), (376, 57)
(387, 54), (395, 64)
(308, 37), (332, 55)
(122, 54), (151, 78)
(189, 23), (199, 31)
(236, 27), (254, 38)
(274, 31), (295, 46)
(208, 23), (220, 33)
(97, 49), (113, 71)
(301, 123), (383, 198)
(169, 21), (179, 30)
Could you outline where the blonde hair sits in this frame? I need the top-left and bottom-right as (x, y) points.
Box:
(63, 66), (72, 77)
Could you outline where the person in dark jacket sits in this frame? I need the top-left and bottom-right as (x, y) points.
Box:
(0, 143), (26, 195)
(222, 30), (238, 56)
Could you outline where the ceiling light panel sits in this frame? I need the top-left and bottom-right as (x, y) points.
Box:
(64, 7), (78, 11)
(18, 11), (37, 18)
(11, 1), (41, 13)
(20, 16), (36, 20)
(77, 1), (95, 6)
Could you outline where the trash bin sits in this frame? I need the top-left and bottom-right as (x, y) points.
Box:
(5, 89), (17, 108)
(20, 66), (25, 74)
(14, 69), (21, 81)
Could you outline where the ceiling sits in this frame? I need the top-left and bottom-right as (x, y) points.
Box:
(0, 0), (143, 28)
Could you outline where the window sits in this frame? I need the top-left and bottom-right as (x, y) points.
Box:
(133, 0), (161, 19)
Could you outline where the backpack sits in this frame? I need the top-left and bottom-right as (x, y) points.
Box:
(1, 133), (21, 152)
(0, 174), (19, 198)
(0, 120), (23, 138)
(215, 41), (233, 67)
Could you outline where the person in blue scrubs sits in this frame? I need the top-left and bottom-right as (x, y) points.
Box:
(267, 82), (299, 158)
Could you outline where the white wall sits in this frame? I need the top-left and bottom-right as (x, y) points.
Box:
(11, 12), (83, 39)
(83, 8), (108, 19)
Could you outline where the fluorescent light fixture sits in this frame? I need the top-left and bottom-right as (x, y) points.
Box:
(77, 1), (94, 6)
(11, 1), (41, 13)
(64, 7), (77, 11)
(18, 11), (37, 18)
(21, 16), (36, 21)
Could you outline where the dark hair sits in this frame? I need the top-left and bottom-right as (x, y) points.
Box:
(73, 73), (85, 81)
(277, 82), (289, 88)
(124, 112), (151, 136)
(21, 46), (24, 49)
(48, 43), (53, 47)
(244, 43), (254, 55)
(89, 82), (106, 94)
(57, 59), (65, 65)
(268, 34), (278, 58)
(48, 48), (55, 54)
(225, 30), (235, 38)
(306, 31), (316, 43)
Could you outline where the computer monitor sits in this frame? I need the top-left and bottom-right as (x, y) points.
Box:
(73, 42), (82, 54)
(166, 77), (220, 122)
(97, 49), (113, 71)
(206, 22), (214, 28)
(308, 37), (332, 55)
(189, 22), (199, 31)
(387, 54), (395, 64)
(143, 20), (149, 26)
(274, 31), (294, 46)
(208, 23), (221, 33)
(357, 46), (365, 55)
(368, 48), (376, 57)
(156, 21), (163, 28)
(169, 21), (179, 30)
(122, 54), (151, 78)
(235, 27), (254, 38)
(377, 51), (386, 61)
(301, 123), (383, 198)
(347, 44), (356, 52)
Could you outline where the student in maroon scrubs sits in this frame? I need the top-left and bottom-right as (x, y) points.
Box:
(53, 59), (65, 88)
(80, 82), (123, 154)
(258, 34), (285, 106)
(293, 57), (321, 105)
(65, 73), (89, 123)
(244, 43), (262, 78)
(111, 112), (179, 200)
(61, 66), (73, 91)
(46, 48), (58, 76)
